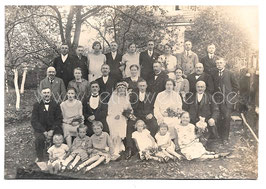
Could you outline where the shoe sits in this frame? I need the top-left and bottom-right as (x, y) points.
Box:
(223, 140), (229, 145)
(218, 152), (231, 158)
(125, 148), (132, 160)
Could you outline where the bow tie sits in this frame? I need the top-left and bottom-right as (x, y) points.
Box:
(44, 101), (50, 105)
(92, 94), (99, 98)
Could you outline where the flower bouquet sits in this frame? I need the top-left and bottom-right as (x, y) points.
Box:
(122, 108), (137, 121)
(141, 147), (158, 160)
(71, 115), (83, 124)
(165, 107), (181, 118)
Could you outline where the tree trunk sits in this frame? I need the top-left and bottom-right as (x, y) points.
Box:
(65, 6), (75, 53)
(13, 69), (20, 110)
(5, 71), (9, 93)
(20, 68), (27, 94)
(72, 6), (82, 51)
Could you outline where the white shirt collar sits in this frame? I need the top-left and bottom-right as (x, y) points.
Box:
(103, 75), (109, 83)
(197, 93), (204, 102)
(131, 76), (138, 82)
(90, 95), (99, 109)
(139, 91), (146, 101)
(208, 53), (214, 59)
(61, 54), (68, 63)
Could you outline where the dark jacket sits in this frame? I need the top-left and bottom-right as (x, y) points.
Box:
(187, 72), (214, 95)
(72, 55), (89, 80)
(184, 92), (219, 124)
(130, 90), (156, 118)
(82, 95), (108, 122)
(147, 71), (169, 95)
(105, 52), (123, 81)
(123, 77), (143, 92)
(39, 77), (66, 102)
(200, 54), (219, 75)
(139, 50), (160, 81)
(95, 75), (117, 103)
(53, 55), (75, 88)
(31, 100), (63, 133)
(212, 69), (239, 108)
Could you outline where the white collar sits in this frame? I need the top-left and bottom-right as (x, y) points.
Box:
(219, 68), (225, 72)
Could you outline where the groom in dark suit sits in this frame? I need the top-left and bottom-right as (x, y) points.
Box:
(95, 64), (118, 103)
(31, 88), (63, 162)
(130, 79), (158, 137)
(139, 40), (160, 81)
(212, 58), (239, 144)
(53, 44), (75, 88)
(105, 41), (123, 81)
(83, 81), (109, 136)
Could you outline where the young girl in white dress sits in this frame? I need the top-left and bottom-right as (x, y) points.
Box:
(61, 125), (90, 171)
(175, 111), (229, 160)
(106, 81), (132, 159)
(88, 41), (106, 81)
(132, 120), (166, 162)
(47, 134), (69, 174)
(155, 122), (183, 161)
(121, 43), (140, 78)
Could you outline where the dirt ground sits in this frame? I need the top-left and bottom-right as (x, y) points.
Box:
(4, 90), (258, 179)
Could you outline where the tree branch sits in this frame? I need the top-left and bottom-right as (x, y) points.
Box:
(49, 6), (65, 43)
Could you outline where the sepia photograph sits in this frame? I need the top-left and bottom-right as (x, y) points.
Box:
(3, 3), (259, 180)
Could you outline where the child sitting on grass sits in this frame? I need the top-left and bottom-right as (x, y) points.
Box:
(47, 134), (69, 174)
(132, 120), (168, 162)
(61, 124), (91, 171)
(155, 122), (183, 161)
(75, 121), (114, 173)
(175, 111), (230, 161)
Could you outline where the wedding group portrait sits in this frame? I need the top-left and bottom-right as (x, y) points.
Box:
(4, 5), (259, 180)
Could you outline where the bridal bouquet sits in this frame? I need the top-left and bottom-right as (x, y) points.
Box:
(165, 107), (181, 118)
(122, 108), (137, 121)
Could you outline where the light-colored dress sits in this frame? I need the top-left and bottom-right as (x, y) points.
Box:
(155, 132), (176, 152)
(158, 54), (179, 80)
(70, 136), (91, 161)
(88, 53), (106, 81)
(132, 129), (154, 152)
(60, 99), (84, 138)
(106, 92), (132, 155)
(175, 123), (207, 160)
(154, 91), (182, 139)
(174, 77), (189, 98)
(122, 52), (140, 78)
(47, 144), (69, 166)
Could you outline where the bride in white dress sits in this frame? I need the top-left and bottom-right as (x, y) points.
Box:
(154, 79), (183, 139)
(106, 81), (133, 158)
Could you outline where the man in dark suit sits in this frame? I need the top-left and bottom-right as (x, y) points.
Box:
(53, 44), (75, 88)
(73, 46), (89, 80)
(105, 41), (123, 81)
(187, 63), (214, 95)
(212, 58), (239, 144)
(147, 62), (169, 100)
(31, 88), (63, 162)
(83, 81), (108, 136)
(200, 44), (219, 75)
(184, 81), (219, 142)
(95, 64), (117, 103)
(139, 40), (160, 81)
(39, 66), (66, 103)
(130, 79), (158, 137)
